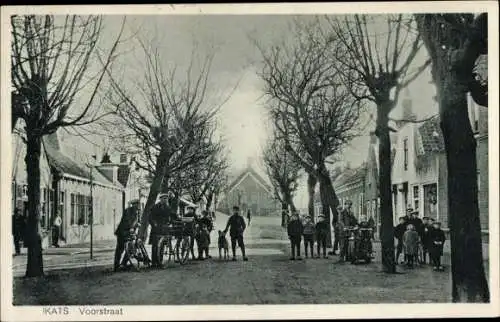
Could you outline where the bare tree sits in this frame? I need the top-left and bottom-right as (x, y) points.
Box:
(184, 142), (229, 205)
(415, 13), (489, 303)
(106, 37), (233, 241)
(256, 21), (363, 245)
(263, 133), (302, 227)
(323, 14), (429, 273)
(11, 15), (125, 277)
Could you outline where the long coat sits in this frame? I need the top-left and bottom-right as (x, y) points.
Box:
(115, 207), (139, 238)
(403, 230), (419, 255)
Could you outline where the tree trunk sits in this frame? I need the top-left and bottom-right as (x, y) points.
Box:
(206, 191), (214, 211)
(376, 105), (396, 274)
(25, 133), (44, 277)
(281, 202), (288, 228)
(439, 78), (489, 303)
(318, 164), (339, 248)
(307, 172), (317, 221)
(137, 153), (169, 240)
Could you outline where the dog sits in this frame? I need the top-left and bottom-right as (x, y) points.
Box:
(218, 230), (229, 260)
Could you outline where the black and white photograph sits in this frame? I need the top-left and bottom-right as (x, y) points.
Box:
(1, 2), (498, 321)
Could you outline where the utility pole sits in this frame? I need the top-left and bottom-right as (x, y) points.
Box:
(87, 155), (96, 260)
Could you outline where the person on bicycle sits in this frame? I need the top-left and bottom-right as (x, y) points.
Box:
(114, 199), (140, 272)
(150, 192), (177, 268)
(342, 201), (358, 227)
(223, 205), (248, 261)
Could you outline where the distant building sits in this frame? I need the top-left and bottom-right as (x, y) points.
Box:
(219, 164), (279, 216)
(12, 128), (124, 247)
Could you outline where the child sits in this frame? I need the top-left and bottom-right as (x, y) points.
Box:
(421, 217), (432, 264)
(394, 217), (407, 264)
(302, 216), (315, 258)
(287, 212), (304, 260)
(403, 224), (419, 268)
(315, 214), (329, 259)
(429, 221), (446, 271)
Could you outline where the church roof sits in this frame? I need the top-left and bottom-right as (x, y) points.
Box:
(226, 166), (273, 195)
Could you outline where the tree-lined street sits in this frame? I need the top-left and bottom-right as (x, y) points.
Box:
(8, 8), (491, 307)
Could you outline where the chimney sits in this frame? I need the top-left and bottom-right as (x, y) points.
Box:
(401, 89), (416, 122)
(119, 153), (127, 164)
(97, 152), (119, 184)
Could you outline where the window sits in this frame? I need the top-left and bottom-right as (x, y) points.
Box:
(71, 193), (76, 225)
(22, 185), (28, 198)
(413, 185), (420, 211)
(59, 191), (65, 219)
(403, 138), (408, 171)
(41, 188), (47, 229)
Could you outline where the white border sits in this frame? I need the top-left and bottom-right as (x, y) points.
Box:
(1, 2), (499, 321)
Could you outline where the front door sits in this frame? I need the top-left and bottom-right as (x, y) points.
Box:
(423, 183), (438, 220)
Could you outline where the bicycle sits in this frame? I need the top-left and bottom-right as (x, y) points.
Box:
(121, 229), (152, 271)
(156, 219), (194, 266)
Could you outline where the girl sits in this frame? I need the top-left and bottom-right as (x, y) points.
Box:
(403, 224), (419, 268)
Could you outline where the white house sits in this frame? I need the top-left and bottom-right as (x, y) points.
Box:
(12, 128), (125, 247)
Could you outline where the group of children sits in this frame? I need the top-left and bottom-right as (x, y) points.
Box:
(394, 209), (446, 271)
(286, 212), (330, 260)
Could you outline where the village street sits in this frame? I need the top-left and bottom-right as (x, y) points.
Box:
(12, 213), (488, 305)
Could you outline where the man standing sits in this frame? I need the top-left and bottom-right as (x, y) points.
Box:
(150, 193), (176, 267)
(52, 212), (62, 248)
(246, 209), (252, 226)
(114, 199), (140, 272)
(12, 208), (24, 256)
(394, 216), (407, 264)
(342, 201), (358, 227)
(224, 206), (248, 261)
(333, 205), (343, 255)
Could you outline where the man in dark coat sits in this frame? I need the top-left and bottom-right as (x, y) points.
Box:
(150, 193), (177, 267)
(287, 212), (304, 260)
(342, 201), (358, 227)
(12, 208), (24, 256)
(394, 216), (407, 264)
(223, 206), (248, 261)
(408, 210), (424, 242)
(114, 199), (140, 271)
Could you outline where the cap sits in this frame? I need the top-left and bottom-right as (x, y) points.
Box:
(233, 206), (240, 211)
(433, 221), (442, 225)
(406, 207), (414, 212)
(422, 216), (430, 220)
(158, 193), (169, 199)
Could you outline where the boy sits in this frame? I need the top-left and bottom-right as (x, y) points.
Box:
(421, 216), (432, 264)
(287, 212), (304, 260)
(223, 206), (248, 261)
(315, 214), (329, 259)
(394, 216), (407, 264)
(429, 221), (446, 271)
(302, 216), (315, 258)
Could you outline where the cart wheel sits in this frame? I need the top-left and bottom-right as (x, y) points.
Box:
(178, 236), (191, 265)
(157, 236), (172, 267)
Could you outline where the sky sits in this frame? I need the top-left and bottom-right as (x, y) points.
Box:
(58, 14), (440, 208)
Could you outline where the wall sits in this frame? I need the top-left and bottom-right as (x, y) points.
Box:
(61, 178), (123, 244)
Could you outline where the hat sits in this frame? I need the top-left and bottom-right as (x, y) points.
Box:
(429, 218), (435, 221)
(318, 214), (325, 218)
(233, 206), (240, 211)
(129, 199), (140, 204)
(406, 207), (414, 212)
(433, 221), (441, 225)
(411, 210), (419, 215)
(158, 193), (169, 199)
(422, 216), (430, 220)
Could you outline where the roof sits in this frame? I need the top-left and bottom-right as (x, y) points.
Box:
(333, 164), (367, 188)
(418, 116), (445, 154)
(226, 166), (273, 195)
(43, 133), (121, 188)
